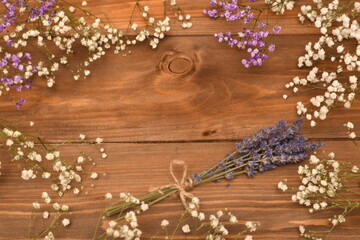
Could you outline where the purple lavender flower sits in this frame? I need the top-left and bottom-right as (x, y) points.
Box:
(193, 118), (322, 182)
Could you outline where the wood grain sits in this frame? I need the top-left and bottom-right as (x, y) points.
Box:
(1, 35), (359, 142)
(0, 0), (359, 239)
(74, 0), (319, 35)
(0, 141), (359, 239)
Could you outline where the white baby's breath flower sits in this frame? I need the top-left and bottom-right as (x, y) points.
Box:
(6, 139), (14, 146)
(90, 172), (98, 179)
(45, 153), (55, 160)
(131, 23), (138, 30)
(140, 202), (149, 211)
(349, 132), (356, 139)
(42, 211), (49, 219)
(62, 218), (70, 227)
(161, 219), (169, 228)
(32, 201), (40, 209)
(77, 156), (84, 163)
(53, 203), (60, 211)
(198, 212), (205, 221)
(182, 224), (191, 233)
(277, 181), (288, 192)
(244, 235), (253, 240)
(73, 188), (80, 194)
(79, 134), (85, 140)
(229, 215), (238, 223)
(105, 192), (113, 200)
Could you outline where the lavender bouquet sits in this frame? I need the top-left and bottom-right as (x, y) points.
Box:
(93, 118), (322, 240)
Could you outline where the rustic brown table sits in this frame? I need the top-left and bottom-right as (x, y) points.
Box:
(0, 0), (359, 239)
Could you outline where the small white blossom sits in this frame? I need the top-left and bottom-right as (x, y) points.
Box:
(161, 219), (169, 228)
(182, 224), (191, 233)
(105, 192), (113, 200)
(62, 218), (70, 227)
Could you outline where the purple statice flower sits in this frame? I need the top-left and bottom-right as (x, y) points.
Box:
(16, 98), (27, 109)
(258, 22), (266, 28)
(242, 48), (269, 68)
(29, 0), (57, 20)
(268, 44), (276, 52)
(0, 0), (26, 33)
(204, 0), (281, 67)
(193, 118), (322, 183)
(0, 52), (36, 108)
(215, 27), (277, 67)
(203, 0), (254, 24)
(273, 25), (281, 34)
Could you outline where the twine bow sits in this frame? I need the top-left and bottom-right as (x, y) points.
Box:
(149, 160), (197, 212)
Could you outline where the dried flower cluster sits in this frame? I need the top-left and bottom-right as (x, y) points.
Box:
(29, 192), (71, 240)
(0, 120), (107, 239)
(0, 0), (191, 108)
(0, 120), (104, 197)
(278, 152), (360, 240)
(265, 0), (296, 15)
(96, 192), (260, 240)
(203, 0), (282, 67)
(344, 121), (356, 139)
(93, 119), (320, 239)
(283, 0), (360, 127)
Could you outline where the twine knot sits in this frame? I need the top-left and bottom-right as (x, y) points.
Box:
(149, 160), (197, 212)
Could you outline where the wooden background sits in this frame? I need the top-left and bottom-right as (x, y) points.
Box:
(0, 0), (359, 239)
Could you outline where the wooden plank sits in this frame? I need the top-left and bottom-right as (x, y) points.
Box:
(74, 0), (319, 35)
(1, 35), (358, 142)
(0, 141), (359, 239)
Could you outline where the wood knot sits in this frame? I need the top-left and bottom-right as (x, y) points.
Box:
(159, 51), (195, 76)
(168, 58), (192, 74)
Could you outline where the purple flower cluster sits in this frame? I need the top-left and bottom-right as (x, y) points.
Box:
(204, 0), (282, 67)
(235, 118), (322, 176)
(0, 0), (26, 33)
(0, 52), (37, 109)
(214, 25), (281, 67)
(29, 0), (57, 20)
(203, 0), (255, 23)
(193, 118), (322, 182)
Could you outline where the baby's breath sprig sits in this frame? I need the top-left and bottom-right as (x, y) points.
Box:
(0, 120), (102, 197)
(265, 0), (296, 15)
(93, 118), (321, 240)
(97, 193), (260, 240)
(283, 0), (360, 127)
(277, 152), (360, 240)
(203, 0), (283, 68)
(0, 0), (192, 108)
(28, 192), (72, 240)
